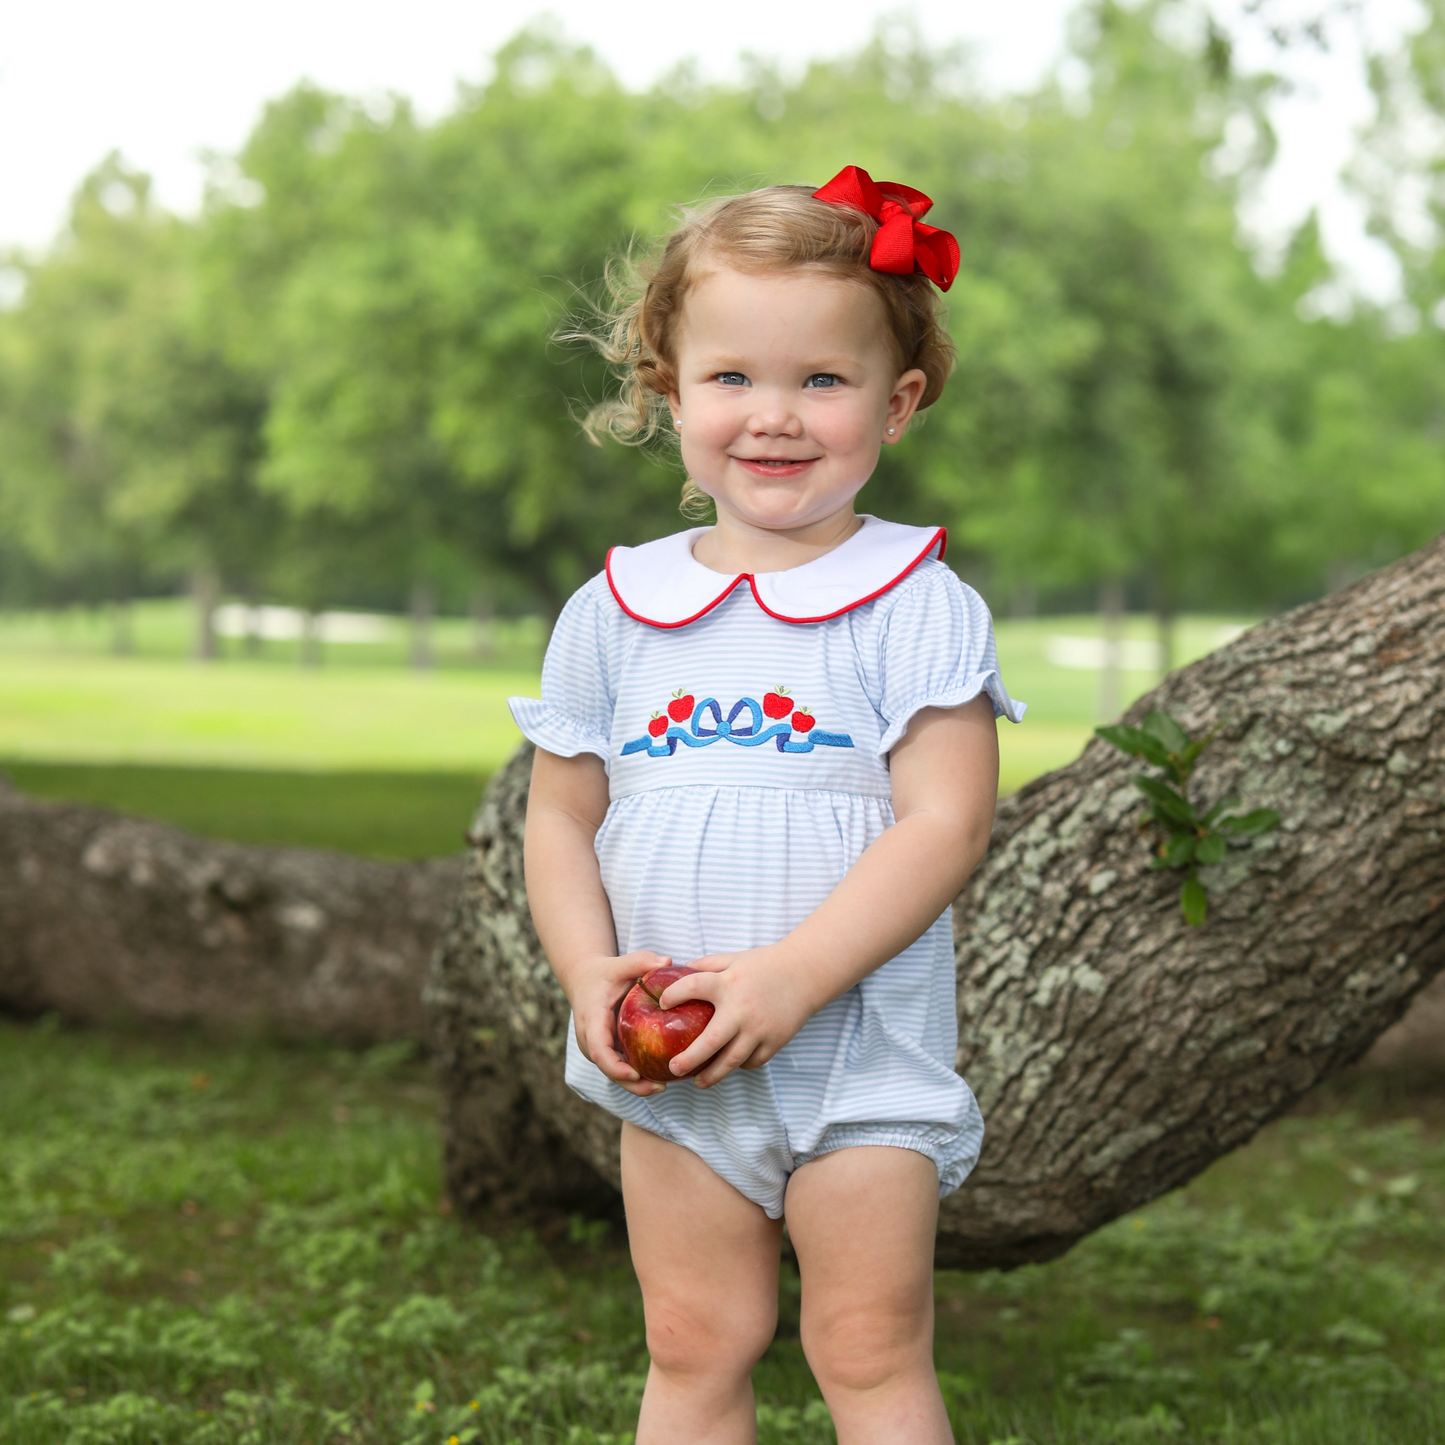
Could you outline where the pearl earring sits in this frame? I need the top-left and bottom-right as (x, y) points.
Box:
(674, 418), (682, 430)
(887, 426), (896, 436)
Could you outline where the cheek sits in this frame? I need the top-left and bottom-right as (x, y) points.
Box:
(680, 391), (738, 445)
(812, 400), (882, 452)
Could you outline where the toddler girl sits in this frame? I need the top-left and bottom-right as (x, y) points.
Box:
(513, 166), (1024, 1445)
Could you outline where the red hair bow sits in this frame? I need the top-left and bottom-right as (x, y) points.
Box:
(812, 165), (959, 292)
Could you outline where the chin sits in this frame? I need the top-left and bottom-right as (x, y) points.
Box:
(737, 508), (821, 534)
(727, 487), (832, 520)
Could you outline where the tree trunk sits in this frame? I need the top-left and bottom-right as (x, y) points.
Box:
(470, 585), (495, 660)
(426, 536), (1445, 1264)
(109, 598), (134, 656)
(192, 568), (220, 661)
(1362, 971), (1445, 1072)
(410, 580), (435, 671)
(0, 779), (462, 1045)
(1152, 568), (1175, 675)
(1098, 576), (1125, 720)
(243, 597), (264, 658)
(300, 609), (323, 668)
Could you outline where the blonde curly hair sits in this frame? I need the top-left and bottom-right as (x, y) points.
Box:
(577, 184), (957, 517)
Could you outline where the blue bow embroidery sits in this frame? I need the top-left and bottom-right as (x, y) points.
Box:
(621, 696), (854, 758)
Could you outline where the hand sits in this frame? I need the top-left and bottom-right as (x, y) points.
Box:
(657, 942), (819, 1089)
(568, 949), (673, 1097)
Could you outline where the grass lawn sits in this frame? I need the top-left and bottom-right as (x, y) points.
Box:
(0, 599), (1258, 852)
(0, 654), (534, 774)
(0, 762), (486, 859)
(1, 1018), (1441, 1444)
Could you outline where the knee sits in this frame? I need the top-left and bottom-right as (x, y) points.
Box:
(645, 1296), (777, 1383)
(801, 1299), (931, 1396)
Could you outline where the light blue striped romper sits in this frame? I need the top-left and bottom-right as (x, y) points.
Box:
(510, 515), (1025, 1217)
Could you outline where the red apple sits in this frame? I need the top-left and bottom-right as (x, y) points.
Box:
(763, 686), (792, 719)
(617, 965), (715, 1082)
(647, 713), (668, 737)
(668, 690), (695, 722)
(791, 708), (815, 733)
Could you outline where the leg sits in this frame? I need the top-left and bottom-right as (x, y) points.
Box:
(785, 1146), (952, 1445)
(623, 1121), (783, 1445)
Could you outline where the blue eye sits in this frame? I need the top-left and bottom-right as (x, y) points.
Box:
(716, 372), (748, 387)
(805, 373), (841, 389)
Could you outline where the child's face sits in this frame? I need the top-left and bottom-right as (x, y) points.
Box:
(666, 265), (927, 540)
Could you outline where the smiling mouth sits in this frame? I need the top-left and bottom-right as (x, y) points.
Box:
(735, 457), (819, 468)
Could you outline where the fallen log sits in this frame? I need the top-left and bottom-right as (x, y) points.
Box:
(3, 773), (1435, 1072)
(0, 782), (462, 1044)
(426, 535), (1445, 1266)
(1363, 971), (1445, 1072)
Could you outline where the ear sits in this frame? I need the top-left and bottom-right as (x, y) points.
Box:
(882, 368), (929, 443)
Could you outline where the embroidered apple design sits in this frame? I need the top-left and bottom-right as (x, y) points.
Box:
(791, 706), (816, 734)
(763, 686), (792, 719)
(617, 965), (716, 1081)
(667, 689), (695, 722)
(647, 712), (668, 737)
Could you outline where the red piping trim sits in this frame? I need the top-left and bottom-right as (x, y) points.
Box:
(748, 526), (948, 624)
(605, 526), (948, 629)
(605, 546), (745, 629)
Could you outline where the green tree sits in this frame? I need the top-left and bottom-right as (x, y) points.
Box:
(0, 156), (279, 654)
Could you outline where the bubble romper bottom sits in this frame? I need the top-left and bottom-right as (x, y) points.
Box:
(510, 518), (1025, 1217)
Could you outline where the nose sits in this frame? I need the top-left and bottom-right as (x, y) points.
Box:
(747, 390), (802, 438)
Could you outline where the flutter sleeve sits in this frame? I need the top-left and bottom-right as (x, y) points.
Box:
(507, 579), (614, 766)
(874, 564), (1026, 757)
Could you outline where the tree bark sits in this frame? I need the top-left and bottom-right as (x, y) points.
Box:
(300, 609), (323, 667)
(192, 568), (221, 661)
(109, 598), (134, 656)
(410, 580), (436, 671)
(0, 781), (462, 1044)
(426, 535), (1445, 1265)
(1361, 971), (1445, 1072)
(1099, 576), (1125, 720)
(470, 585), (495, 660)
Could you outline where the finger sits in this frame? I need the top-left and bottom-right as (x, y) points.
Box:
(682, 952), (730, 974)
(657, 972), (723, 1010)
(621, 950), (671, 975)
(589, 1031), (666, 1094)
(692, 1036), (757, 1089)
(586, 1027), (641, 1084)
(668, 1014), (739, 1077)
(595, 1045), (641, 1084)
(739, 1041), (774, 1071)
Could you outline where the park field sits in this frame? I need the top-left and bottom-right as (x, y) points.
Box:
(1, 1018), (1442, 1444)
(0, 600), (1255, 855)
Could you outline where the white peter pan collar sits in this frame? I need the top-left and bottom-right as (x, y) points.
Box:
(605, 515), (947, 628)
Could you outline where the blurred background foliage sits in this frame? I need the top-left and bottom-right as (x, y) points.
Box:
(4, 0), (1445, 654)
(5, 0), (1445, 854)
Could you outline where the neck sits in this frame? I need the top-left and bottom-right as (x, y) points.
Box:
(692, 507), (864, 575)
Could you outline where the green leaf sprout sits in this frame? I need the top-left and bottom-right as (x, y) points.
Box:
(1095, 709), (1281, 926)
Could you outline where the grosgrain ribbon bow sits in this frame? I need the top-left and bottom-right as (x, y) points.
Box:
(812, 165), (960, 292)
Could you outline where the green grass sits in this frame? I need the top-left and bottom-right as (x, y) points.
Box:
(0, 600), (1260, 849)
(0, 762), (484, 859)
(0, 654), (535, 773)
(1, 1019), (1441, 1444)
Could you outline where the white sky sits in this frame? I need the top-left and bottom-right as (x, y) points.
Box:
(0, 0), (1425, 297)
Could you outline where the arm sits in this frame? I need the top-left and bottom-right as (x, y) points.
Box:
(662, 694), (999, 1086)
(523, 746), (670, 1096)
